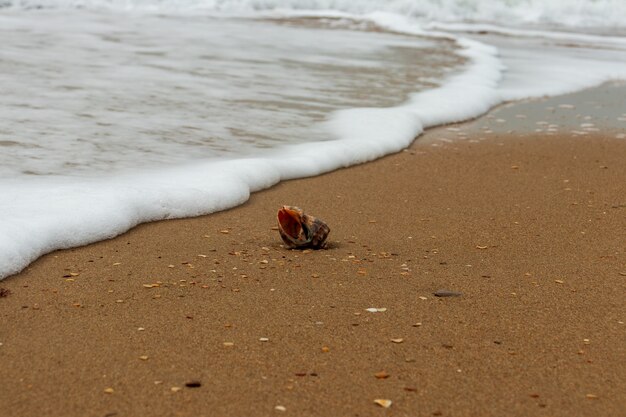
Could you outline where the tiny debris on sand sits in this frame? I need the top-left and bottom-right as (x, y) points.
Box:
(433, 290), (462, 297)
(374, 399), (392, 408)
(0, 288), (11, 298)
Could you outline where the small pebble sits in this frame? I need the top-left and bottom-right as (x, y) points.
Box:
(275, 405), (287, 412)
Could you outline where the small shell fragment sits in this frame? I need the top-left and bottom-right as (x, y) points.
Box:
(374, 399), (392, 408)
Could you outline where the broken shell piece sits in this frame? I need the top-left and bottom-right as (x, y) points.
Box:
(277, 206), (330, 249)
(374, 399), (392, 408)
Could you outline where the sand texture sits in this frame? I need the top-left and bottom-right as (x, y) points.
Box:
(1, 86), (625, 417)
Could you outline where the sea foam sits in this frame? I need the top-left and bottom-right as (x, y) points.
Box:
(1, 4), (626, 280)
(4, 0), (626, 31)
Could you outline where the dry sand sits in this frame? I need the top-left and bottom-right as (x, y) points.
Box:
(1, 85), (625, 417)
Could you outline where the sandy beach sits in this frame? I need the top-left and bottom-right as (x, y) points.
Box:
(1, 84), (625, 417)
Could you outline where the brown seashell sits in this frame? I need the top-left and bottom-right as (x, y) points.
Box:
(277, 206), (330, 249)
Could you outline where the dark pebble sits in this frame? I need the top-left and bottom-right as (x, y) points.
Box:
(433, 289), (462, 297)
(185, 381), (202, 388)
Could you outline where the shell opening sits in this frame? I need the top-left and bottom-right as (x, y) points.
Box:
(277, 208), (302, 240)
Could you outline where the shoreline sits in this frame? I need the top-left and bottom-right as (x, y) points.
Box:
(2, 81), (625, 283)
(1, 85), (625, 416)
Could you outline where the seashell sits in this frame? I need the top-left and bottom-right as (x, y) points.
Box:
(277, 206), (330, 249)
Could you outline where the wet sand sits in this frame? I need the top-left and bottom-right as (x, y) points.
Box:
(1, 84), (625, 417)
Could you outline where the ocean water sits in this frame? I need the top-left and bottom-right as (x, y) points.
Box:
(1, 0), (626, 280)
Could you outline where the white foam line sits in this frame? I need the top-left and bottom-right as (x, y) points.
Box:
(1, 11), (625, 280)
(0, 12), (506, 280)
(426, 22), (626, 48)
